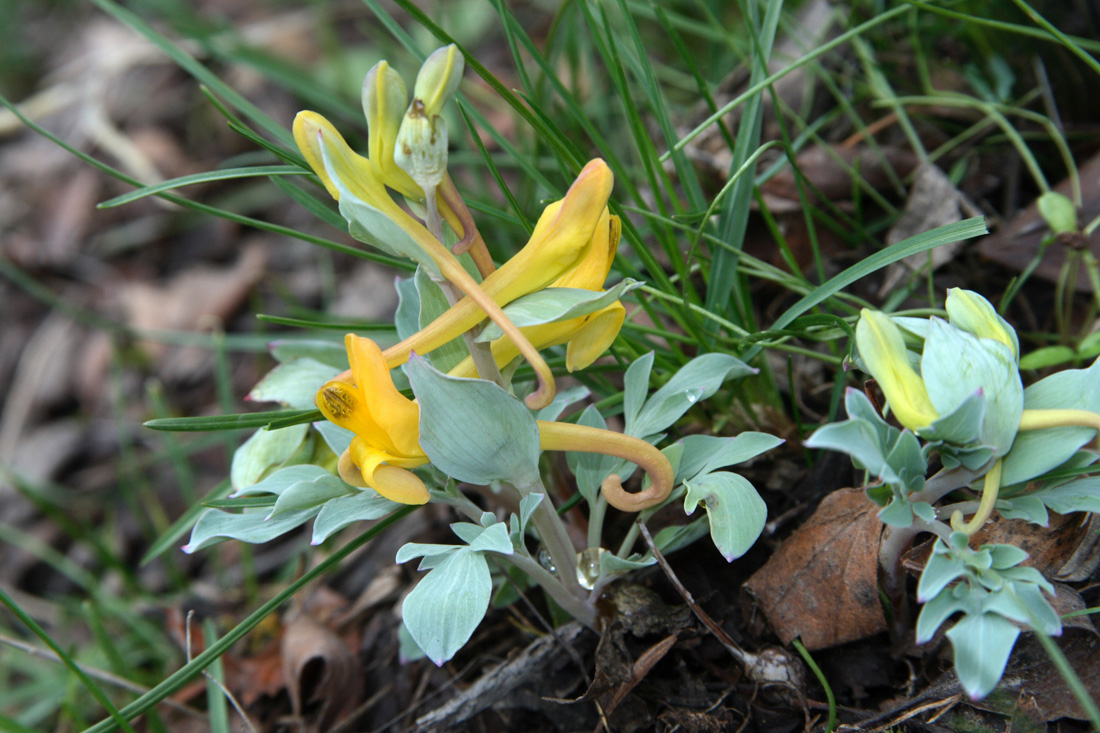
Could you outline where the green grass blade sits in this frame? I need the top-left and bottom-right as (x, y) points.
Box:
(0, 91), (410, 270)
(143, 409), (320, 432)
(141, 480), (233, 565)
(86, 506), (417, 733)
(87, 0), (292, 146)
(0, 589), (136, 733)
(98, 166), (304, 208)
(743, 216), (989, 360)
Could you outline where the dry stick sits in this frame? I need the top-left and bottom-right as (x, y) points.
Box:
(634, 521), (748, 658)
(0, 633), (204, 719)
(423, 185), (506, 388)
(185, 611), (258, 733)
(636, 521), (806, 694)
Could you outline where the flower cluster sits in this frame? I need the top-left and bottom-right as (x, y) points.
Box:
(294, 46), (671, 511)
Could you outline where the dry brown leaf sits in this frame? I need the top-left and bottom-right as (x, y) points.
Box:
(759, 145), (918, 213)
(877, 163), (981, 296)
(743, 487), (886, 650)
(973, 584), (1100, 723)
(281, 611), (362, 732)
(970, 510), (1087, 577)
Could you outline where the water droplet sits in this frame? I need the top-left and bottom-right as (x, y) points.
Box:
(575, 547), (606, 590)
(537, 547), (556, 573)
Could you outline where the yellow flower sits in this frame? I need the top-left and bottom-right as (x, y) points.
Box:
(449, 212), (625, 377)
(316, 335), (430, 505)
(856, 309), (939, 431)
(383, 159), (615, 368)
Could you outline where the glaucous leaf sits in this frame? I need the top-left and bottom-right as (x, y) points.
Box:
(311, 491), (402, 544)
(401, 548), (491, 666)
(183, 507), (318, 553)
(230, 424), (310, 490)
(683, 472), (767, 562)
(476, 280), (641, 341)
(675, 433), (784, 483)
(921, 318), (1023, 455)
(629, 354), (756, 439)
(946, 613), (1019, 699)
(247, 358), (343, 409)
(408, 355), (541, 487)
(1001, 357), (1100, 486)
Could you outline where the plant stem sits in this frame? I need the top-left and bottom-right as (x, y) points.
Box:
(505, 552), (595, 627)
(950, 458), (1002, 534)
(439, 173), (495, 278)
(435, 278), (506, 387)
(517, 478), (587, 610)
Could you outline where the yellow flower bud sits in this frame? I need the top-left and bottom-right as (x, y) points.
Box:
(856, 309), (939, 431)
(945, 288), (1019, 360)
(362, 60), (421, 198)
(414, 45), (464, 118)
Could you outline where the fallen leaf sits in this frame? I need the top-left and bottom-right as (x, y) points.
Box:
(970, 510), (1086, 577)
(743, 487), (886, 650)
(877, 163), (981, 296)
(281, 610), (362, 732)
(973, 584), (1100, 723)
(760, 145), (919, 214)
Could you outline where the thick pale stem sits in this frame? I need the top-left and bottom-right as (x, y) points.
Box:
(517, 478), (584, 602)
(435, 279), (506, 388)
(439, 174), (495, 279)
(1018, 408), (1100, 432)
(950, 458), (1003, 534)
(536, 421), (674, 512)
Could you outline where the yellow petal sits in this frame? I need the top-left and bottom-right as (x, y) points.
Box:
(384, 160), (614, 367)
(348, 441), (429, 504)
(345, 335), (423, 457)
(362, 61), (422, 199)
(856, 309), (939, 430)
(488, 159), (614, 304)
(565, 302), (625, 371)
(550, 211), (619, 291)
(293, 111), (377, 203)
(316, 379), (385, 439)
(371, 465), (430, 504)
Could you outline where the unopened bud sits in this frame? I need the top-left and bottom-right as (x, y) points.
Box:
(1037, 191), (1077, 235)
(414, 45), (464, 117)
(394, 102), (448, 191)
(945, 288), (1019, 360)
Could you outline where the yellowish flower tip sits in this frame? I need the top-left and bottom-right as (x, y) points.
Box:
(414, 45), (464, 118)
(492, 159), (615, 301)
(292, 110), (385, 206)
(856, 309), (939, 431)
(945, 288), (1019, 360)
(293, 111), (343, 200)
(363, 60), (420, 197)
(550, 208), (619, 291)
(368, 465), (430, 505)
